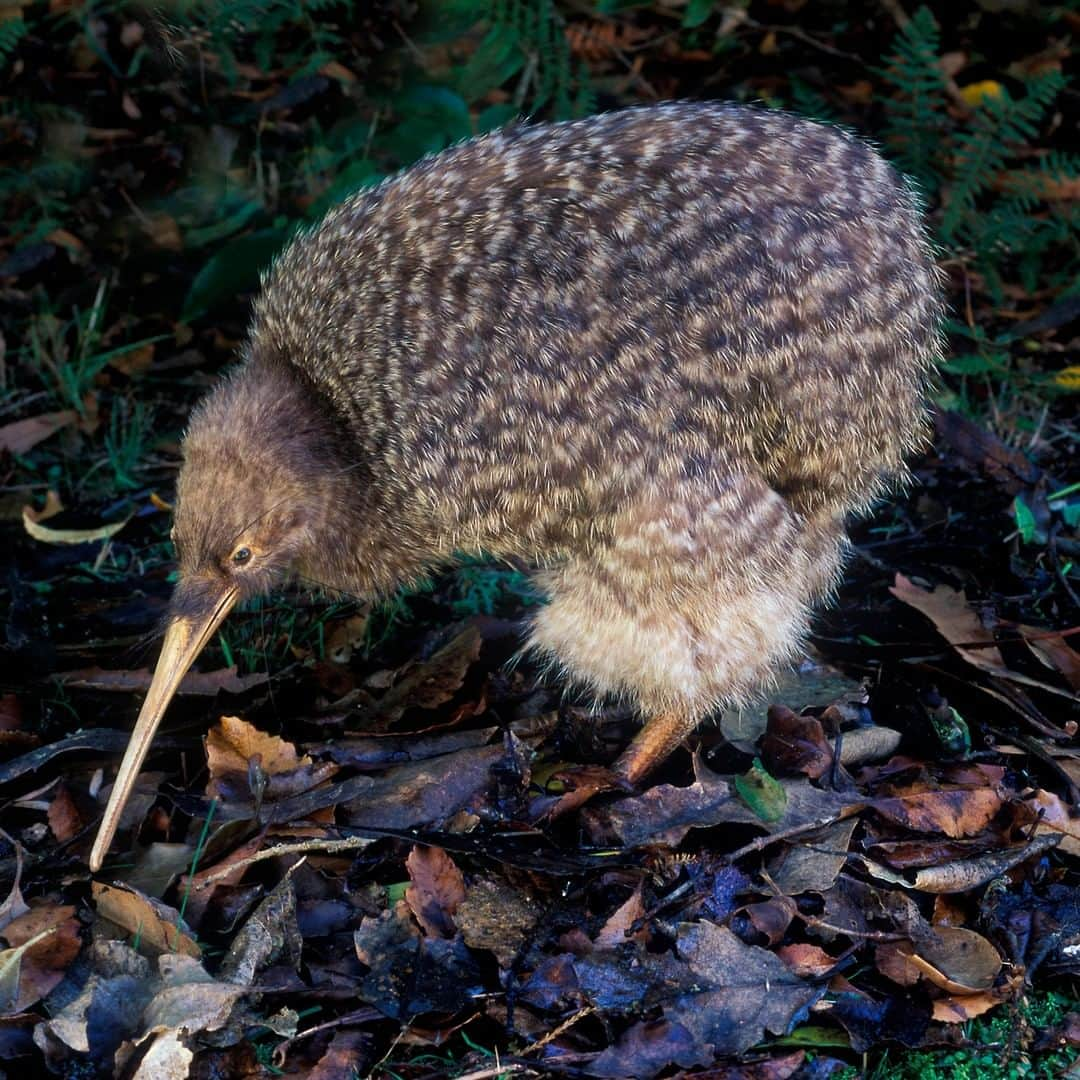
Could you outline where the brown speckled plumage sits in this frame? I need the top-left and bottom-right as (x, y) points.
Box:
(91, 101), (943, 867)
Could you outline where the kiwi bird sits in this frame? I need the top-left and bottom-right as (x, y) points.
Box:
(89, 102), (942, 870)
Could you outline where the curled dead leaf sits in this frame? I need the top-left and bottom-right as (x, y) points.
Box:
(92, 882), (200, 958)
(872, 786), (1004, 838)
(23, 505), (130, 545)
(405, 845), (466, 939)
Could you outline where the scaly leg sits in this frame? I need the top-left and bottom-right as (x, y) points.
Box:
(613, 711), (698, 785)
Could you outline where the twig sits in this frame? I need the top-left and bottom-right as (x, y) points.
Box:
(193, 836), (373, 890)
(723, 807), (862, 864)
(272, 1007), (383, 1068)
(522, 1006), (597, 1057)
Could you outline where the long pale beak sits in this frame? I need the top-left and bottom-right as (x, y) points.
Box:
(89, 585), (240, 872)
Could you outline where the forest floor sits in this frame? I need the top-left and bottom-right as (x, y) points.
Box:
(1, 2), (1078, 1078)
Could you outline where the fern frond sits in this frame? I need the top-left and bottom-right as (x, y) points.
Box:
(0, 16), (26, 66)
(880, 5), (950, 193)
(941, 70), (1066, 242)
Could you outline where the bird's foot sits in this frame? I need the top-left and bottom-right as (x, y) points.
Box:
(612, 710), (697, 786)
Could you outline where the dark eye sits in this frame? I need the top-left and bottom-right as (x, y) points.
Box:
(232, 547), (252, 565)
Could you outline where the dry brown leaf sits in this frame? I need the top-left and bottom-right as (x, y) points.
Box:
(875, 941), (921, 987)
(745, 897), (797, 946)
(776, 943), (839, 977)
(47, 784), (84, 844)
(933, 991), (1003, 1023)
(56, 665), (268, 696)
(23, 506), (130, 545)
(1018, 625), (1080, 691)
(595, 885), (647, 949)
(890, 574), (1005, 672)
(92, 882), (200, 958)
(114, 954), (248, 1079)
(375, 625), (483, 722)
(0, 412), (76, 455)
(1, 903), (81, 1011)
(891, 575), (1080, 703)
(1030, 789), (1080, 856)
(107, 341), (155, 376)
(405, 845), (466, 939)
(207, 715), (309, 783)
(907, 927), (1002, 993)
(872, 786), (1004, 838)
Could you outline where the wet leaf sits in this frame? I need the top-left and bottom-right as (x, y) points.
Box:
(666, 921), (826, 1056)
(761, 705), (834, 779)
(373, 624), (483, 723)
(735, 758), (788, 822)
(0, 411), (76, 455)
(872, 785), (1004, 838)
(405, 845), (465, 938)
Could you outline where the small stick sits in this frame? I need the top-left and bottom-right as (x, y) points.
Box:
(194, 836), (373, 890)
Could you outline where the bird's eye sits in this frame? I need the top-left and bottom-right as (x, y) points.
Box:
(232, 547), (252, 565)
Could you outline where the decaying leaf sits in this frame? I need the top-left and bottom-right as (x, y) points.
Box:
(218, 874), (301, 985)
(0, 904), (81, 1011)
(760, 705), (833, 780)
(92, 882), (200, 958)
(206, 715), (337, 803)
(666, 921), (826, 1057)
(372, 624), (483, 723)
(586, 1019), (709, 1077)
(1030, 789), (1080, 856)
(56, 665), (269, 696)
(113, 954), (248, 1079)
(456, 876), (543, 968)
(22, 505), (130, 545)
(405, 845), (466, 939)
(0, 412), (76, 455)
(906, 834), (1060, 894)
(768, 818), (858, 896)
(871, 785), (1004, 838)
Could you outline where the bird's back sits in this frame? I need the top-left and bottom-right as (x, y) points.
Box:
(252, 102), (942, 558)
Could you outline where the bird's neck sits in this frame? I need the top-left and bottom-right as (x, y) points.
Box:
(241, 357), (436, 601)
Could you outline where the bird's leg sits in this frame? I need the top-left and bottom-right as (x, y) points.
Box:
(612, 711), (698, 785)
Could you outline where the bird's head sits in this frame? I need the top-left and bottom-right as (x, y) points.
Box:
(89, 360), (352, 870)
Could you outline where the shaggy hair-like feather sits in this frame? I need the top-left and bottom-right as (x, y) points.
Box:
(175, 101), (943, 765)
